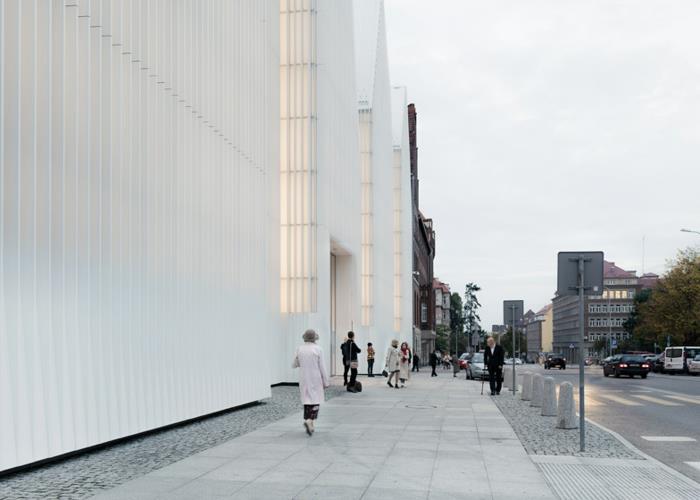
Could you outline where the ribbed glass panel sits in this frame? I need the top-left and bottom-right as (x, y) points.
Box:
(0, 0), (278, 472)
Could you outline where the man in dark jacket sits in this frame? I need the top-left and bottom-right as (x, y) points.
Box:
(412, 352), (420, 372)
(429, 351), (438, 377)
(483, 336), (505, 395)
(342, 331), (361, 391)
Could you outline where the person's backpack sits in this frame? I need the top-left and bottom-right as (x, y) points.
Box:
(353, 381), (362, 392)
(340, 341), (349, 359)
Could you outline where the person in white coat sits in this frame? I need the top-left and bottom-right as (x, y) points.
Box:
(292, 329), (330, 436)
(385, 339), (400, 389)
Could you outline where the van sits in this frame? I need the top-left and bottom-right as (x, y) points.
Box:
(664, 346), (700, 374)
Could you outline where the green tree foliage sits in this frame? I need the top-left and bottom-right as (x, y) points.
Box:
(449, 292), (465, 335)
(435, 324), (451, 353)
(499, 326), (527, 358)
(463, 283), (481, 336)
(592, 337), (607, 356)
(634, 248), (700, 347)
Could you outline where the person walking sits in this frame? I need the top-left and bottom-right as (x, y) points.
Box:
(342, 331), (361, 392)
(292, 329), (330, 436)
(484, 336), (505, 396)
(429, 350), (438, 377)
(412, 352), (420, 372)
(367, 342), (376, 377)
(385, 339), (400, 389)
(399, 342), (411, 387)
(451, 352), (460, 378)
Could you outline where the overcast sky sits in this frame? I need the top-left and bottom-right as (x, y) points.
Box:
(384, 0), (700, 329)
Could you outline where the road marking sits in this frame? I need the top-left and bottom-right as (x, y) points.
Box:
(685, 462), (700, 472)
(631, 394), (683, 406)
(641, 436), (697, 442)
(664, 394), (700, 405)
(599, 394), (643, 406)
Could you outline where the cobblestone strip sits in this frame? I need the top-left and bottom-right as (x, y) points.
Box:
(492, 393), (642, 459)
(0, 385), (346, 500)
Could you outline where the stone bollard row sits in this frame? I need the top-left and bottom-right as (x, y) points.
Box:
(541, 377), (557, 416)
(530, 373), (544, 407)
(520, 373), (533, 401)
(503, 366), (510, 389)
(556, 381), (578, 429)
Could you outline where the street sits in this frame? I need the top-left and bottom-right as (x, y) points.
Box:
(515, 364), (700, 482)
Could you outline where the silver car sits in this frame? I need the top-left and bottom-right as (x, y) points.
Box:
(689, 354), (700, 376)
(466, 353), (487, 380)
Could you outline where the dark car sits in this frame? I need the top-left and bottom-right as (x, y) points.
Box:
(643, 353), (664, 373)
(544, 353), (566, 370)
(603, 355), (651, 378)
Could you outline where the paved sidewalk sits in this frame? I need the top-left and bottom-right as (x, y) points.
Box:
(91, 371), (555, 499)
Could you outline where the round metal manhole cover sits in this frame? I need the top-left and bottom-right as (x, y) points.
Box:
(405, 404), (437, 409)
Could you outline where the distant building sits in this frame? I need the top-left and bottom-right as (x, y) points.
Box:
(433, 279), (451, 326)
(553, 260), (660, 362)
(410, 104), (437, 358)
(541, 304), (554, 353)
(524, 304), (553, 361)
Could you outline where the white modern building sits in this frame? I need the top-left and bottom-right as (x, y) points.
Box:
(0, 0), (413, 472)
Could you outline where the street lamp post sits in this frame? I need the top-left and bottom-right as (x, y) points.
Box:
(680, 228), (700, 236)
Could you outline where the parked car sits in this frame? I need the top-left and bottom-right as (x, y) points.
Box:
(603, 355), (651, 378)
(466, 353), (487, 380)
(643, 353), (664, 373)
(665, 346), (700, 374)
(458, 353), (472, 370)
(544, 353), (566, 370)
(688, 354), (700, 376)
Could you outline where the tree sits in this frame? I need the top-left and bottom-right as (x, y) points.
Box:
(435, 324), (451, 353)
(623, 288), (653, 351)
(634, 248), (700, 347)
(500, 326), (526, 358)
(449, 292), (465, 336)
(463, 283), (481, 350)
(592, 337), (608, 356)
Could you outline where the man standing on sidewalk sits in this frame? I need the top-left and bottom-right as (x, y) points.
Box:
(366, 342), (375, 377)
(342, 331), (361, 392)
(484, 336), (504, 395)
(429, 350), (438, 377)
(412, 352), (420, 372)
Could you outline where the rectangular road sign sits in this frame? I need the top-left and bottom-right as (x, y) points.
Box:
(503, 300), (524, 325)
(557, 251), (604, 296)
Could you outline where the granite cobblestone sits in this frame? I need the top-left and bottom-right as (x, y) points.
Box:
(493, 392), (642, 459)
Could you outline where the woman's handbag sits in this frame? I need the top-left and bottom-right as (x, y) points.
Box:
(382, 369), (389, 377)
(350, 360), (358, 369)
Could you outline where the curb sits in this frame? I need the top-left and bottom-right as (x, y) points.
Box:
(585, 416), (700, 490)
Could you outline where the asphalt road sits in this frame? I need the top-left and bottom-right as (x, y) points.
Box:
(517, 364), (700, 482)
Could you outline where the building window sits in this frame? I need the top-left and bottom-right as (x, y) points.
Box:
(421, 303), (428, 324)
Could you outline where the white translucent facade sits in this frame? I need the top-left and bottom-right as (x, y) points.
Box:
(352, 0), (412, 367)
(0, 0), (279, 472)
(1, 0), (412, 472)
(390, 86), (414, 340)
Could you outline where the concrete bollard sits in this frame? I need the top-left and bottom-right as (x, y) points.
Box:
(503, 366), (510, 389)
(530, 373), (544, 407)
(541, 377), (557, 416)
(520, 373), (533, 401)
(556, 381), (578, 429)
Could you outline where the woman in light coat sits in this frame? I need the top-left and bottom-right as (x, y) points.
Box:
(292, 329), (330, 435)
(385, 339), (400, 389)
(399, 342), (411, 387)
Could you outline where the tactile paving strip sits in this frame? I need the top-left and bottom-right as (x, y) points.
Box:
(535, 459), (700, 500)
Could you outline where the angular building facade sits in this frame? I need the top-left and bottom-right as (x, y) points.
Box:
(0, 0), (413, 473)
